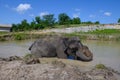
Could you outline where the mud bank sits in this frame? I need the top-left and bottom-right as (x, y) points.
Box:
(0, 57), (120, 80)
(0, 32), (120, 41)
(1, 25), (120, 41)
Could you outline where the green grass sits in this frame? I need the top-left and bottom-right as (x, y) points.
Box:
(63, 29), (120, 41)
(54, 24), (101, 29)
(13, 33), (27, 40)
(23, 53), (35, 59)
(62, 32), (88, 40)
(63, 29), (120, 35)
(0, 32), (9, 34)
(0, 29), (120, 41)
(95, 64), (106, 69)
(0, 32), (12, 41)
(88, 29), (120, 35)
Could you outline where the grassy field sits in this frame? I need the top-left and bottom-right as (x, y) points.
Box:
(54, 24), (101, 28)
(0, 29), (120, 41)
(63, 29), (120, 41)
(87, 29), (120, 35)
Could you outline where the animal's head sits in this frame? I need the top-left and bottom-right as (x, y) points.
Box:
(63, 37), (83, 56)
(76, 45), (93, 61)
(63, 37), (93, 61)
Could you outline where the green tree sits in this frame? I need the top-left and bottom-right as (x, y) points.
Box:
(94, 21), (100, 24)
(85, 21), (93, 24)
(42, 14), (55, 28)
(16, 23), (22, 31)
(21, 19), (30, 31)
(11, 24), (18, 32)
(30, 20), (36, 30)
(34, 16), (45, 29)
(118, 18), (120, 23)
(72, 17), (81, 24)
(58, 13), (71, 25)
(34, 24), (42, 30)
(35, 16), (41, 24)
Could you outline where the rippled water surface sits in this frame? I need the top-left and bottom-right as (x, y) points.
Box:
(0, 40), (120, 72)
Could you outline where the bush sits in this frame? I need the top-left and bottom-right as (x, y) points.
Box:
(14, 33), (26, 40)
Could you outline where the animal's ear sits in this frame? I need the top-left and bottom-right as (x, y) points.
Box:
(63, 38), (69, 47)
(83, 45), (89, 49)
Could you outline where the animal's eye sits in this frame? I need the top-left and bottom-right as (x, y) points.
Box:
(72, 47), (78, 51)
(77, 40), (80, 43)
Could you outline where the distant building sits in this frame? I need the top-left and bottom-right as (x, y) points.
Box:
(0, 24), (12, 32)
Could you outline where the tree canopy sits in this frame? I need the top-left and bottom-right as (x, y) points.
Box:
(42, 14), (55, 28)
(11, 12), (101, 32)
(58, 13), (71, 25)
(94, 21), (100, 24)
(35, 16), (41, 24)
(72, 17), (81, 24)
(118, 18), (120, 23)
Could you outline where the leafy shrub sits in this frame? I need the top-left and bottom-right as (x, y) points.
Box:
(14, 33), (26, 40)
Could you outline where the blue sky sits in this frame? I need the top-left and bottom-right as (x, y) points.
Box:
(0, 0), (120, 24)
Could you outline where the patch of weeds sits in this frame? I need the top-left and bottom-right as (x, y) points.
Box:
(23, 53), (35, 59)
(116, 36), (120, 41)
(95, 64), (106, 69)
(23, 53), (40, 64)
(13, 33), (26, 40)
(0, 37), (6, 41)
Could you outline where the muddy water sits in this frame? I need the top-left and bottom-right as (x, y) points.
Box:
(0, 40), (120, 72)
(0, 40), (32, 58)
(82, 40), (120, 72)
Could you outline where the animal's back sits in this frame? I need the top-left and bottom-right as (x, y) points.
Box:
(29, 38), (58, 57)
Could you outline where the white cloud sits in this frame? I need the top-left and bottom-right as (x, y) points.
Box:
(39, 12), (49, 17)
(73, 12), (80, 18)
(75, 8), (80, 11)
(104, 12), (111, 16)
(15, 3), (31, 14)
(73, 8), (81, 18)
(89, 14), (96, 18)
(29, 14), (35, 17)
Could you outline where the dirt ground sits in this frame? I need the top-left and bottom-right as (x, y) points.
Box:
(0, 57), (119, 80)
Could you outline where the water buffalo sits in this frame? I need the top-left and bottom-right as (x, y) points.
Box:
(29, 36), (93, 61)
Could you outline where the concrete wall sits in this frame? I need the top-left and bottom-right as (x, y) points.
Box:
(0, 24), (12, 32)
(0, 27), (11, 32)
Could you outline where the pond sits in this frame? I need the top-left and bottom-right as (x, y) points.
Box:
(83, 40), (120, 72)
(0, 39), (120, 72)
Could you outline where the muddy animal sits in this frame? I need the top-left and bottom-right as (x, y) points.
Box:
(29, 36), (93, 61)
